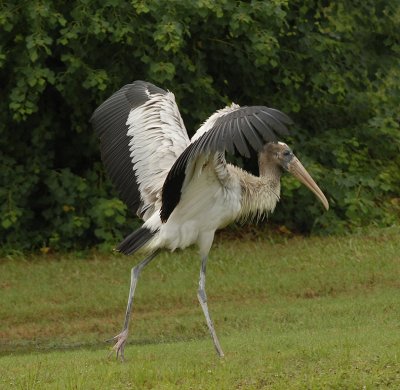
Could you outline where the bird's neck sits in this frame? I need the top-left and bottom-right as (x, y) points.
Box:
(235, 164), (282, 221)
(259, 161), (282, 186)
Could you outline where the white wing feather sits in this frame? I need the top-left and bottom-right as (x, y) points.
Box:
(191, 103), (240, 142)
(180, 103), (241, 201)
(127, 91), (190, 220)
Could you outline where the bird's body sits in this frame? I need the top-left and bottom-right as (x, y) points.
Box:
(150, 166), (241, 252)
(91, 81), (328, 360)
(143, 162), (280, 254)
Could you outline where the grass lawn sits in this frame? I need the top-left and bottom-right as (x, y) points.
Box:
(0, 227), (399, 389)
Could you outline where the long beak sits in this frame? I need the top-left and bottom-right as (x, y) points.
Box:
(287, 156), (329, 210)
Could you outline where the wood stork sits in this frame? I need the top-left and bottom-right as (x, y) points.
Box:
(91, 80), (329, 360)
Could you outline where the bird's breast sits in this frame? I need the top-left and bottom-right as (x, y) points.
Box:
(156, 169), (241, 251)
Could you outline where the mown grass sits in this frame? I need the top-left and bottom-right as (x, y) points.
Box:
(0, 227), (399, 389)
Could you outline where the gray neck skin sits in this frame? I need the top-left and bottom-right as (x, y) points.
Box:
(258, 152), (283, 191)
(236, 159), (283, 221)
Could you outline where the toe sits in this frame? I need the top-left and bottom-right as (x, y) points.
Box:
(106, 329), (128, 361)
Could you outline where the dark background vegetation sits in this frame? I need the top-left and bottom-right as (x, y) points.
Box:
(1, 0), (399, 252)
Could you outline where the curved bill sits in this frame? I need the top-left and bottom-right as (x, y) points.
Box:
(287, 156), (329, 210)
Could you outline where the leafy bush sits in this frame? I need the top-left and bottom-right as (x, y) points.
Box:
(1, 0), (399, 251)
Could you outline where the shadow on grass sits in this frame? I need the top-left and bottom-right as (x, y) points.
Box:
(0, 333), (201, 357)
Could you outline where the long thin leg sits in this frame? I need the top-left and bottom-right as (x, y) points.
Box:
(108, 250), (159, 361)
(197, 255), (224, 357)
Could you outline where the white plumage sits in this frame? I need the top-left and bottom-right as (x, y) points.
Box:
(191, 103), (241, 142)
(91, 80), (328, 360)
(126, 91), (189, 220)
(148, 159), (242, 253)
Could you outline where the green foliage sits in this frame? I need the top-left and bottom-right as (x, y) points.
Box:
(0, 0), (399, 250)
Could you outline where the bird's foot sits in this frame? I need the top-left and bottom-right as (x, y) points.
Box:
(106, 328), (129, 361)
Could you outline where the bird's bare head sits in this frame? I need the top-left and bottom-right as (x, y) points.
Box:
(260, 142), (329, 210)
(259, 142), (295, 170)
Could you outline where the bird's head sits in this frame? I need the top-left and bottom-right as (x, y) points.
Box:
(259, 142), (329, 210)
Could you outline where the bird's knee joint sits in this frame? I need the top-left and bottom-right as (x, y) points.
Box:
(197, 288), (207, 303)
(132, 266), (141, 278)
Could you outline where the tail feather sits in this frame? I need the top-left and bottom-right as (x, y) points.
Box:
(116, 227), (156, 255)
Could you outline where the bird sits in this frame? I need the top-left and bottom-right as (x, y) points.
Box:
(91, 80), (329, 360)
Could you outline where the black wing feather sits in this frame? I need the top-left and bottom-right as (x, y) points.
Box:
(91, 81), (167, 216)
(231, 117), (252, 157)
(259, 108), (291, 136)
(218, 120), (236, 155)
(161, 105), (293, 222)
(241, 116), (264, 151)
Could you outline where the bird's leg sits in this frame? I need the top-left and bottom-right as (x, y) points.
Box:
(108, 250), (159, 361)
(197, 255), (225, 357)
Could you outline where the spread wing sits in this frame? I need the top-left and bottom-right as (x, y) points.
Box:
(161, 104), (293, 222)
(91, 81), (190, 220)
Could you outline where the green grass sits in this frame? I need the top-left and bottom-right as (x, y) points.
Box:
(1, 227), (400, 389)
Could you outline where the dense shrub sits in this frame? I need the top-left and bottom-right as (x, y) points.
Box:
(1, 0), (399, 251)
